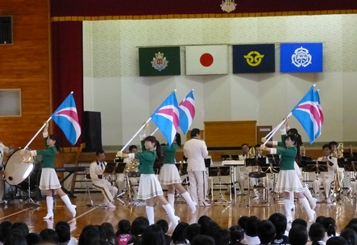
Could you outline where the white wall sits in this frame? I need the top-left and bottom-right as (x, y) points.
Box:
(83, 14), (357, 147)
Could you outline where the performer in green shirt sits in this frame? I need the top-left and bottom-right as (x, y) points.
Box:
(24, 123), (76, 220)
(261, 130), (315, 223)
(118, 135), (179, 227)
(158, 133), (196, 214)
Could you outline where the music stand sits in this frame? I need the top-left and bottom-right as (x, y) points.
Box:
(204, 158), (212, 168)
(209, 166), (231, 205)
(114, 161), (129, 204)
(231, 155), (239, 160)
(267, 154), (280, 166)
(338, 159), (346, 168)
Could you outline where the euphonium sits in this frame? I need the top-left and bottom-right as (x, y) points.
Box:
(248, 147), (256, 159)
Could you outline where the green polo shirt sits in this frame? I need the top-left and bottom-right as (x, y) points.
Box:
(36, 137), (57, 168)
(162, 143), (178, 164)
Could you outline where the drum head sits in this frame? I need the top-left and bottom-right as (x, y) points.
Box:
(4, 149), (34, 186)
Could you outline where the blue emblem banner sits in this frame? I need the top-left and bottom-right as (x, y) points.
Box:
(280, 43), (323, 73)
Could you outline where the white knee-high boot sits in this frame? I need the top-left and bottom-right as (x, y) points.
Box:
(146, 206), (155, 225)
(299, 197), (315, 222)
(303, 186), (317, 209)
(284, 199), (293, 223)
(163, 204), (178, 226)
(167, 193), (175, 212)
(289, 192), (295, 211)
(61, 195), (76, 218)
(44, 196), (54, 220)
(181, 191), (197, 213)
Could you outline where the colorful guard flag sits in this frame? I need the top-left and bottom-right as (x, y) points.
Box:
(233, 44), (275, 73)
(151, 91), (179, 145)
(186, 45), (228, 75)
(280, 43), (323, 73)
(291, 86), (324, 144)
(139, 47), (181, 76)
(179, 90), (196, 134)
(52, 93), (81, 145)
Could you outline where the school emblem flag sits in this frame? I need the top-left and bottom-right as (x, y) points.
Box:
(186, 45), (228, 75)
(52, 93), (81, 145)
(280, 43), (323, 73)
(233, 44), (275, 73)
(139, 47), (181, 76)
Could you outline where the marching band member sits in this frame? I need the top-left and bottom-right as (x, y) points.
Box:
(0, 142), (12, 204)
(183, 128), (210, 207)
(117, 136), (178, 226)
(115, 145), (140, 201)
(329, 141), (345, 189)
(90, 150), (118, 208)
(23, 123), (76, 220)
(159, 133), (196, 213)
(261, 126), (315, 223)
(313, 144), (338, 204)
(238, 144), (250, 194)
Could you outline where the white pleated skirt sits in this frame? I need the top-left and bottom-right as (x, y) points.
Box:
(39, 168), (61, 190)
(275, 170), (304, 193)
(138, 174), (164, 200)
(158, 164), (181, 185)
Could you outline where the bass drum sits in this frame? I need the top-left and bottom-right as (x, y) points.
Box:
(4, 149), (41, 191)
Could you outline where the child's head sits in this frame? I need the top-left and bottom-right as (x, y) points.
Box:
(118, 219), (131, 234)
(257, 220), (276, 244)
(269, 213), (287, 236)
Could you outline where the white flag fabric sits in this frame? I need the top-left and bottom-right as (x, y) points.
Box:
(185, 45), (228, 75)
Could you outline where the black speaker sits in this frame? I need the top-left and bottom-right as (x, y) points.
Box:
(82, 111), (102, 152)
(0, 16), (12, 44)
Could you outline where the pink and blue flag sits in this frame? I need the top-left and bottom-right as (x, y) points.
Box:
(52, 93), (81, 145)
(291, 86), (324, 144)
(179, 90), (196, 134)
(151, 91), (179, 145)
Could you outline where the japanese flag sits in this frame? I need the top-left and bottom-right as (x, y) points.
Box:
(185, 45), (228, 75)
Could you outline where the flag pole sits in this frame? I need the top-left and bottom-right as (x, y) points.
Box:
(120, 118), (152, 152)
(262, 113), (291, 146)
(23, 91), (74, 149)
(150, 127), (159, 136)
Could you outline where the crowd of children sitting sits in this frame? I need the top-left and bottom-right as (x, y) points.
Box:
(1, 213), (357, 245)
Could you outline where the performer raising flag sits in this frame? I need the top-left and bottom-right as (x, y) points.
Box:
(151, 91), (179, 146)
(291, 85), (324, 144)
(179, 90), (196, 135)
(52, 93), (81, 146)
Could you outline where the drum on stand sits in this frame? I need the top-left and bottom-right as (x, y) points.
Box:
(4, 149), (41, 192)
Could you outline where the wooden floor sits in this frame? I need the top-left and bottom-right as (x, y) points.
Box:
(1, 191), (356, 238)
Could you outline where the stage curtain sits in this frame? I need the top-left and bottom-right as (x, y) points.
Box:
(51, 21), (83, 147)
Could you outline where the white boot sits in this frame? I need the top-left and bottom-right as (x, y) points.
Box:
(44, 196), (54, 220)
(61, 195), (76, 218)
(146, 206), (155, 225)
(167, 193), (175, 213)
(289, 192), (295, 211)
(284, 199), (293, 223)
(299, 197), (315, 222)
(163, 204), (178, 226)
(181, 191), (197, 213)
(303, 186), (317, 209)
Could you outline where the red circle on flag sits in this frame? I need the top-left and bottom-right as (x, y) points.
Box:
(200, 53), (214, 67)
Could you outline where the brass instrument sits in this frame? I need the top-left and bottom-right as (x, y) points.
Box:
(334, 169), (341, 193)
(332, 143), (344, 159)
(124, 159), (140, 173)
(248, 147), (256, 159)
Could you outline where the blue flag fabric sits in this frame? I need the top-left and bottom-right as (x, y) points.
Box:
(52, 94), (81, 145)
(179, 90), (196, 134)
(291, 86), (324, 144)
(280, 43), (323, 73)
(151, 92), (179, 146)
